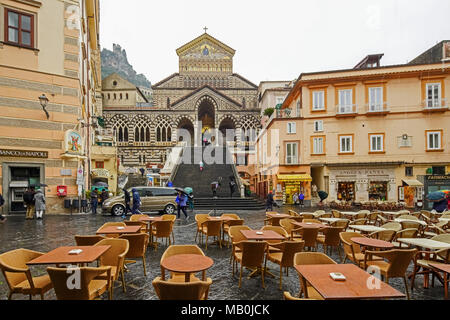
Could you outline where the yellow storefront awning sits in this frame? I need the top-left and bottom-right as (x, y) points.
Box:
(402, 179), (423, 187)
(277, 174), (312, 182)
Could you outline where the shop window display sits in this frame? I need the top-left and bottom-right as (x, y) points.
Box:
(337, 182), (355, 201)
(369, 181), (388, 201)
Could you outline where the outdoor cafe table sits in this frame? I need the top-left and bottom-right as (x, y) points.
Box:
(340, 212), (361, 220)
(351, 237), (394, 250)
(438, 217), (450, 223)
(349, 225), (386, 234)
(294, 263), (406, 300)
(292, 221), (329, 229)
(382, 211), (406, 219)
(27, 246), (111, 266)
(394, 218), (428, 226)
(96, 225), (142, 235)
(319, 217), (347, 224)
(137, 215), (162, 223)
(160, 254), (214, 282)
(266, 213), (291, 219)
(429, 263), (450, 299)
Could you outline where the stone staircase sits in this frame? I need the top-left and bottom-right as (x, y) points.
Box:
(172, 146), (265, 210)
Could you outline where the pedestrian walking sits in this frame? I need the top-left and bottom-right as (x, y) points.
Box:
(292, 192), (299, 205)
(131, 188), (142, 214)
(91, 188), (99, 215)
(122, 188), (131, 218)
(299, 191), (305, 207)
(33, 189), (46, 220)
(176, 191), (189, 220)
(199, 161), (204, 172)
(0, 193), (6, 223)
(23, 186), (36, 220)
(167, 181), (173, 187)
(266, 190), (275, 211)
(229, 178), (236, 198)
(100, 189), (109, 207)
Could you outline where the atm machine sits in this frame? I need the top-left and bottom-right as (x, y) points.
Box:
(9, 180), (29, 212)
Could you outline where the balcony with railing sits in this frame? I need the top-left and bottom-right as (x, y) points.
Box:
(336, 104), (357, 117)
(422, 98), (448, 112)
(365, 102), (390, 115)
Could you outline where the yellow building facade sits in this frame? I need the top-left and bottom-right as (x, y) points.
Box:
(256, 43), (450, 209)
(0, 0), (103, 214)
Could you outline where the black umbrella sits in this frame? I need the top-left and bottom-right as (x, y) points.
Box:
(175, 187), (188, 194)
(318, 191), (328, 201)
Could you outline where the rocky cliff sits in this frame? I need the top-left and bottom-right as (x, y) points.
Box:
(101, 44), (151, 89)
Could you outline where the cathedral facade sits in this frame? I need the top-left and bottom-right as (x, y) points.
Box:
(103, 33), (261, 168)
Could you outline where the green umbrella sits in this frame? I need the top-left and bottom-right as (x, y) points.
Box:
(184, 187), (193, 194)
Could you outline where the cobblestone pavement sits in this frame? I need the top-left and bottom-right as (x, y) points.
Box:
(0, 205), (445, 300)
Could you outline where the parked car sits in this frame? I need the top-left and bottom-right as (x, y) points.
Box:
(102, 187), (178, 216)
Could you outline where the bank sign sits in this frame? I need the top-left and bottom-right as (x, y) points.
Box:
(0, 149), (48, 158)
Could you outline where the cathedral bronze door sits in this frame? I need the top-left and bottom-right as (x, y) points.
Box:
(198, 98), (215, 131)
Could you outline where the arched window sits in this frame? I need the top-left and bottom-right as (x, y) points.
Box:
(126, 93), (129, 100)
(110, 115), (129, 143)
(146, 127), (150, 141)
(155, 117), (172, 142)
(132, 116), (151, 143)
(120, 93), (122, 100)
(114, 93), (116, 100)
(108, 93), (110, 99)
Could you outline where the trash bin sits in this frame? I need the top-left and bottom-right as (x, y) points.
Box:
(72, 199), (80, 209)
(64, 199), (72, 209)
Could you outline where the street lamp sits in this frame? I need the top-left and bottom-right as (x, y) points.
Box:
(39, 94), (50, 119)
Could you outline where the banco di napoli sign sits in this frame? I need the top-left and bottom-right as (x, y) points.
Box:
(0, 149), (48, 158)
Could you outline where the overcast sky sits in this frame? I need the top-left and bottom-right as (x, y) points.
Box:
(100, 0), (450, 86)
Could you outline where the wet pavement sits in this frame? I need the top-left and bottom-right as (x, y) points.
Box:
(0, 205), (446, 300)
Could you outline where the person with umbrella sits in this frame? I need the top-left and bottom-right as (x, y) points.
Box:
(122, 188), (131, 218)
(175, 189), (189, 220)
(131, 188), (142, 215)
(90, 188), (99, 215)
(427, 191), (448, 213)
(33, 189), (46, 220)
(318, 190), (328, 209)
(185, 187), (194, 212)
(266, 190), (275, 211)
(229, 177), (236, 198)
(23, 186), (36, 220)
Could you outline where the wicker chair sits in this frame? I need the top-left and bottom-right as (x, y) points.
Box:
(367, 212), (380, 225)
(351, 218), (368, 226)
(151, 220), (174, 251)
(94, 238), (129, 298)
(162, 214), (177, 243)
(262, 225), (289, 252)
(194, 214), (210, 242)
(222, 219), (244, 246)
(221, 213), (240, 220)
(410, 247), (450, 294)
(233, 241), (268, 288)
(160, 245), (206, 282)
(316, 227), (344, 258)
(381, 222), (402, 232)
(330, 219), (350, 231)
(368, 229), (396, 242)
(392, 229), (419, 248)
(300, 213), (315, 219)
(364, 248), (417, 299)
(152, 276), (212, 300)
(331, 210), (342, 218)
(294, 227), (319, 251)
(266, 241), (305, 289)
(280, 218), (299, 238)
(47, 266), (112, 300)
(200, 220), (223, 250)
(0, 249), (53, 300)
(283, 291), (316, 300)
(339, 232), (382, 267)
(293, 252), (337, 299)
(228, 225), (251, 264)
(119, 233), (149, 276)
(74, 235), (106, 246)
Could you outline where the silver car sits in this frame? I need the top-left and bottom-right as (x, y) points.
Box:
(102, 187), (178, 216)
